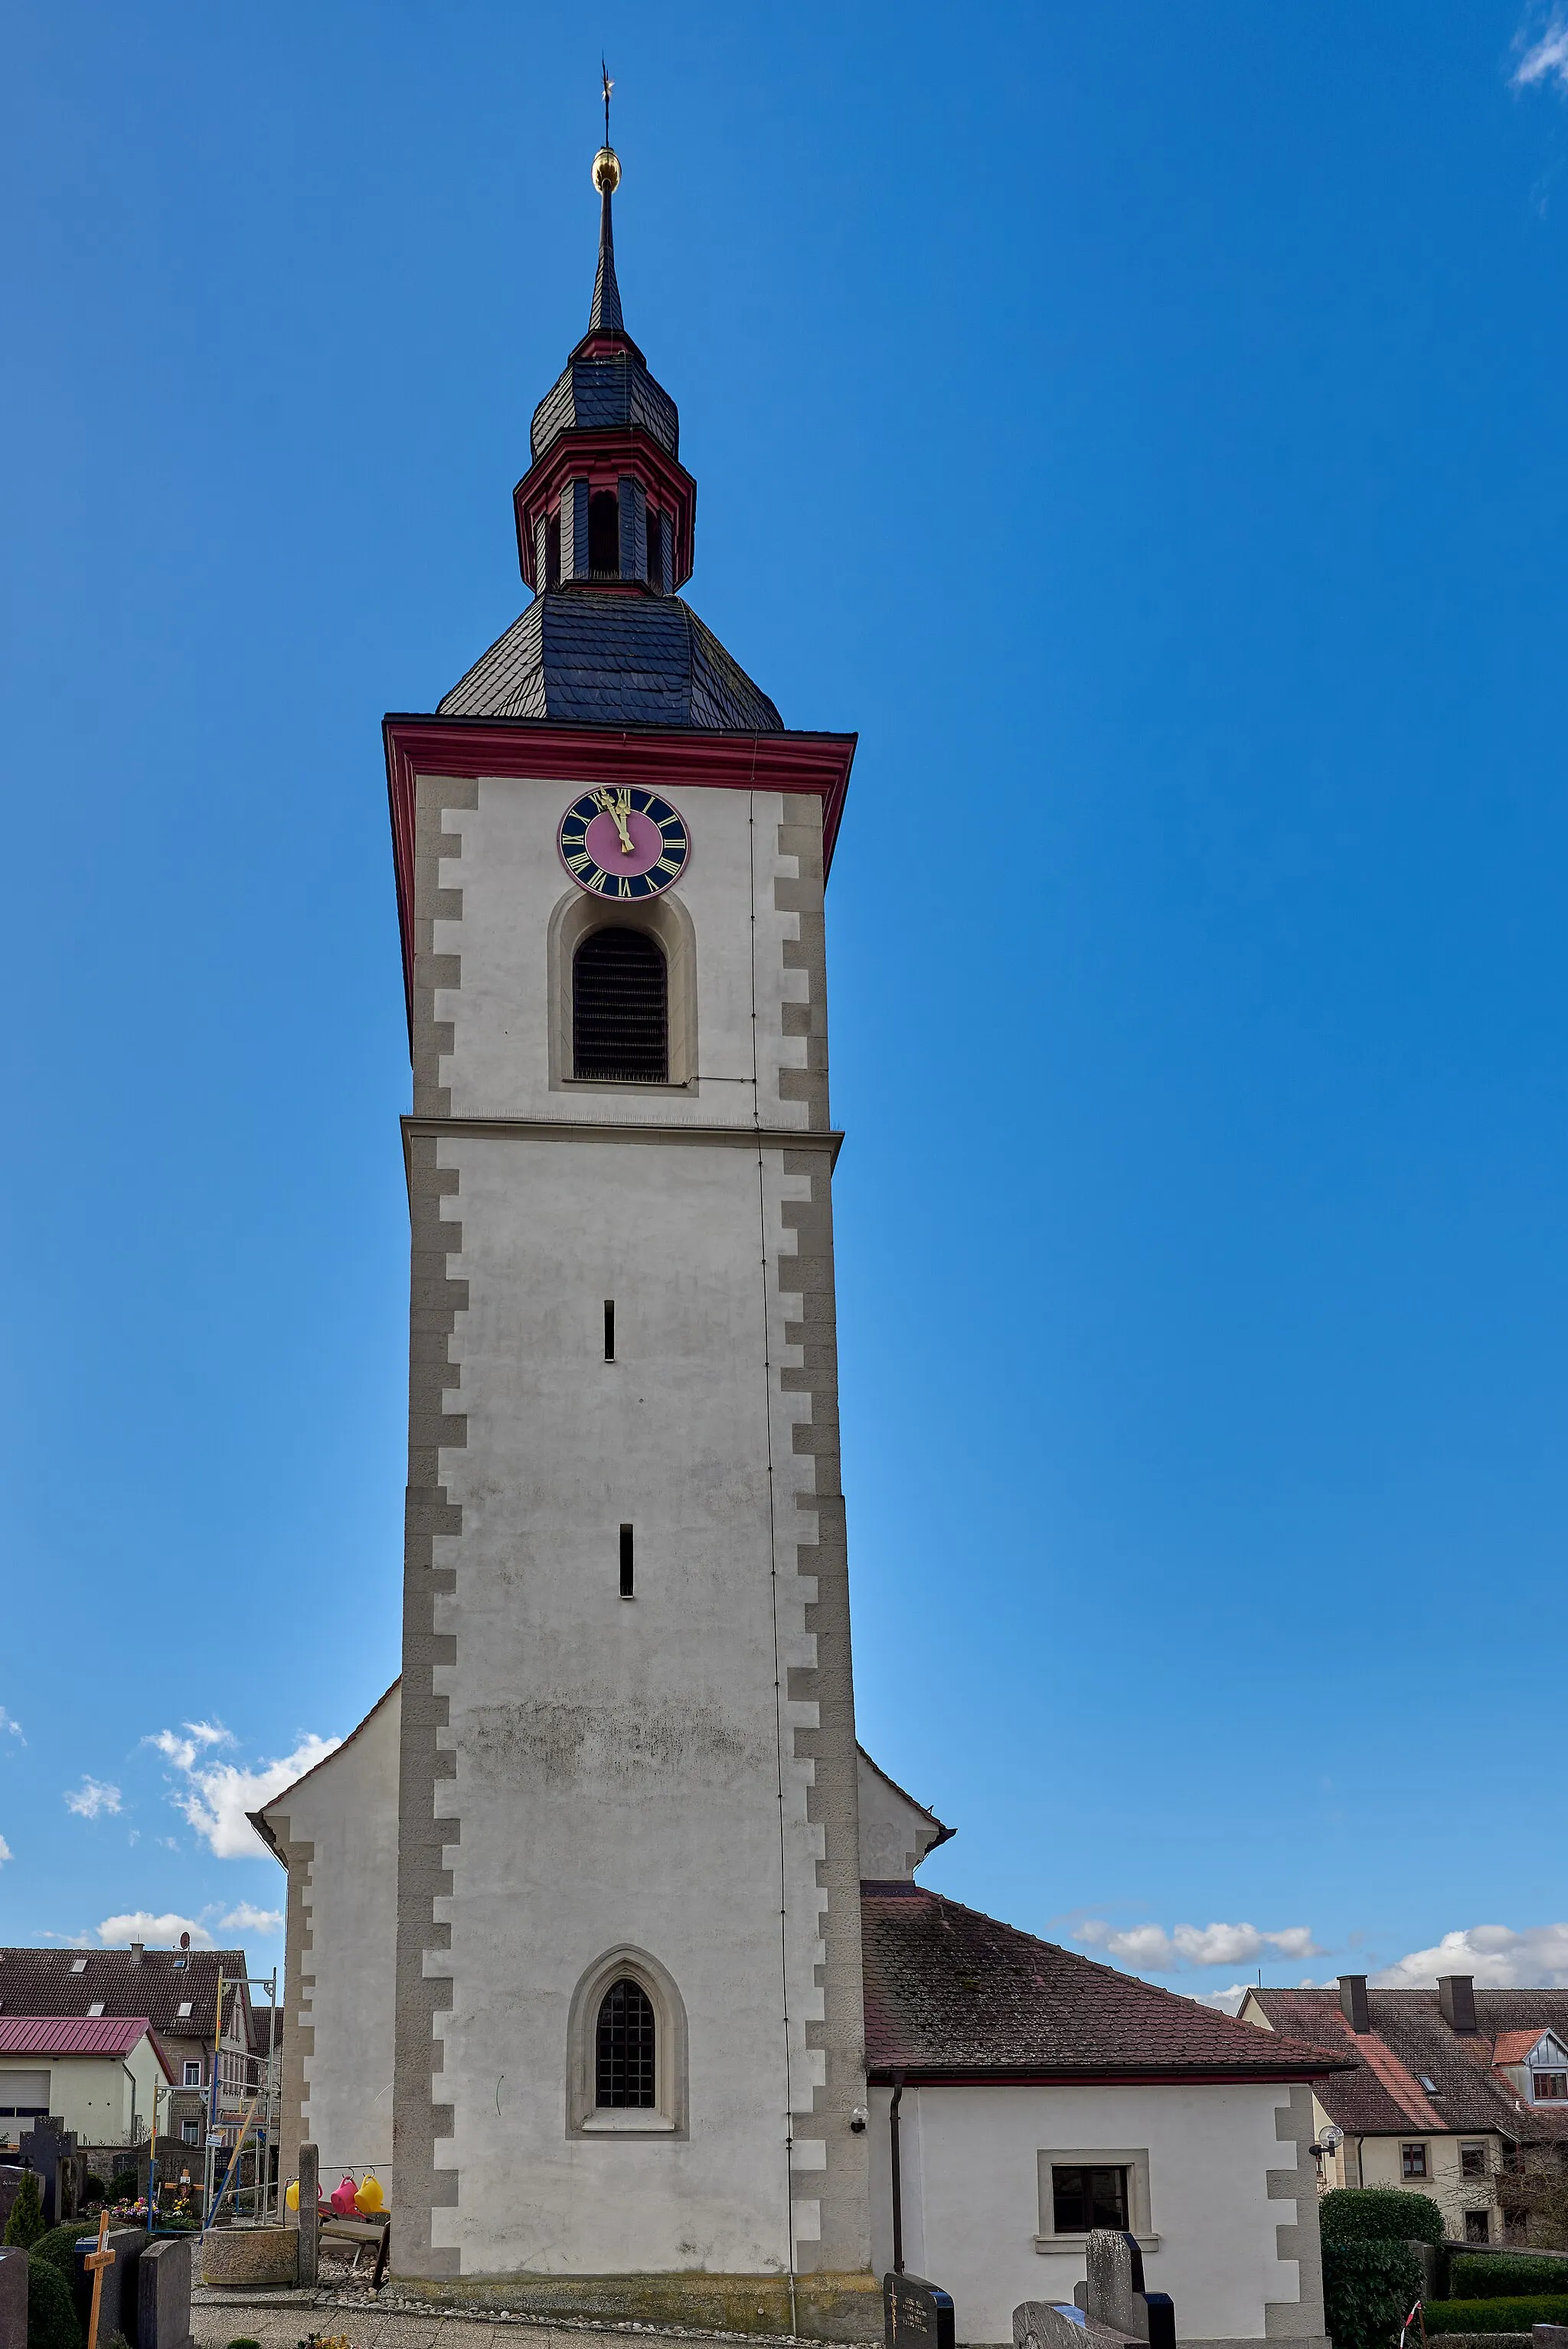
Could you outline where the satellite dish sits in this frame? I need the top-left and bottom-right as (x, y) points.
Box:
(180, 1932), (191, 1950)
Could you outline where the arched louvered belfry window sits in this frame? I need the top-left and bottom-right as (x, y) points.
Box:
(596, 1976), (656, 2109)
(588, 487), (620, 577)
(573, 927), (668, 1082)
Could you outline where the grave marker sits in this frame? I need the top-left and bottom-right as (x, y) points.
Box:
(885, 2270), (956, 2349)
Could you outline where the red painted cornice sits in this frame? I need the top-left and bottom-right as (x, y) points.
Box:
(514, 428), (696, 589)
(383, 714), (857, 1047)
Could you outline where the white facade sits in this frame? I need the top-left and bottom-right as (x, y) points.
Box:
(0, 2036), (167, 2148)
(393, 769), (867, 2292)
(260, 1684), (399, 2196)
(868, 2080), (1325, 2349)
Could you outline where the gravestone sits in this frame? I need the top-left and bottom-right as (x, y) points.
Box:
(1075, 2231), (1175, 2349)
(73, 2225), (147, 2349)
(138, 2236), (194, 2349)
(884, 2271), (956, 2349)
(0, 2249), (26, 2349)
(296, 2142), (319, 2285)
(18, 2122), (81, 2226)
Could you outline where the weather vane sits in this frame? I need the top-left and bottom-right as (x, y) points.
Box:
(602, 59), (613, 146)
(593, 60), (621, 195)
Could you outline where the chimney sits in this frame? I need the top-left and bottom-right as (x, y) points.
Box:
(1338, 1975), (1371, 2033)
(1439, 1975), (1477, 2033)
(129, 1942), (144, 1964)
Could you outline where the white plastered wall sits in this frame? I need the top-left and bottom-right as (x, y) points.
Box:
(420, 774), (838, 2275)
(264, 1691), (400, 2193)
(0, 2046), (162, 2143)
(867, 2082), (1317, 2349)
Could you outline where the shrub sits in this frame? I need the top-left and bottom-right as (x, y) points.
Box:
(28, 2222), (90, 2290)
(106, 2174), (138, 2204)
(1448, 2255), (1568, 2298)
(1321, 2240), (1423, 2349)
(5, 2171), (47, 2248)
(1423, 2294), (1568, 2334)
(228, 2336), (262, 2347)
(1320, 2187), (1446, 2246)
(26, 2256), (83, 2349)
(80, 2180), (106, 2210)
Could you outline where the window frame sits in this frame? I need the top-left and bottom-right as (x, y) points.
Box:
(547, 887), (698, 1094)
(1463, 2210), (1491, 2244)
(565, 1944), (688, 2141)
(1034, 2147), (1158, 2253)
(1531, 2071), (1567, 2102)
(1402, 2143), (1429, 2179)
(1460, 2142), (1488, 2179)
(182, 2060), (202, 2087)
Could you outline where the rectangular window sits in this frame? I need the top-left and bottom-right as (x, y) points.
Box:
(177, 2001), (192, 2017)
(1052, 2165), (1129, 2234)
(604, 1300), (616, 1361)
(181, 2121), (199, 2146)
(1464, 2210), (1490, 2244)
(87, 2002), (104, 2017)
(619, 1524), (634, 1599)
(1461, 2144), (1488, 2178)
(183, 2061), (201, 2086)
(1402, 2144), (1429, 2179)
(1533, 2072), (1567, 2100)
(70, 1959), (87, 1974)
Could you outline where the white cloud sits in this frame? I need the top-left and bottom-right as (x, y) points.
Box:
(1513, 8), (1568, 90)
(1077, 1919), (1324, 1972)
(0, 1834), (11, 1867)
(94, 1912), (212, 1949)
(0, 1708), (23, 1743)
(219, 1903), (283, 1938)
(150, 1720), (339, 1857)
(1373, 1924), (1568, 1989)
(1191, 1985), (1251, 2013)
(64, 1777), (122, 1820)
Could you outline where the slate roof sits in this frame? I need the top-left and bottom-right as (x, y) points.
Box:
(531, 351), (678, 464)
(860, 1887), (1354, 2082)
(0, 1949), (250, 2048)
(0, 2014), (174, 2078)
(1247, 1988), (1568, 2142)
(438, 592), (782, 731)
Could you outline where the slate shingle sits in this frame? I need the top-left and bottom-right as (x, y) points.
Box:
(438, 592), (782, 730)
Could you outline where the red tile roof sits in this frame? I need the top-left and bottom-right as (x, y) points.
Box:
(0, 1947), (251, 2047)
(1493, 2029), (1553, 2067)
(861, 1887), (1354, 2082)
(0, 2014), (174, 2077)
(1247, 1988), (1568, 2142)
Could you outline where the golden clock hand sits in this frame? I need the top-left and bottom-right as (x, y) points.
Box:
(592, 786), (637, 856)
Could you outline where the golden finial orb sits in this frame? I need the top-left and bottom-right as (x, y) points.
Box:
(593, 145), (621, 195)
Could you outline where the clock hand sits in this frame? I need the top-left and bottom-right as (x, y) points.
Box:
(591, 786), (637, 856)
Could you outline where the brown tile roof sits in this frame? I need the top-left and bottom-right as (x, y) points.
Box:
(0, 2015), (175, 2078)
(860, 1887), (1355, 2082)
(1493, 2029), (1552, 2067)
(1247, 1988), (1568, 2142)
(0, 1948), (252, 2048)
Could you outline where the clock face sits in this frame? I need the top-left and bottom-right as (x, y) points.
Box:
(558, 787), (690, 900)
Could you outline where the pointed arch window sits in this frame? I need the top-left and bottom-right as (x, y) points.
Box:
(573, 927), (668, 1082)
(596, 1977), (656, 2109)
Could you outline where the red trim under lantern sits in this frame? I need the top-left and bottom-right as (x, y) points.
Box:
(382, 714), (857, 1047)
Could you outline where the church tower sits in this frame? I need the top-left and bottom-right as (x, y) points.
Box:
(384, 139), (873, 2322)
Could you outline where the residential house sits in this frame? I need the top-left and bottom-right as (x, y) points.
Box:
(0, 1943), (260, 2151)
(1240, 1976), (1568, 2243)
(0, 2015), (173, 2150)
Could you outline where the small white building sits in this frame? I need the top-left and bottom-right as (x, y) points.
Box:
(0, 2015), (173, 2149)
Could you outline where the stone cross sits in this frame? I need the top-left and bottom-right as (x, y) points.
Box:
(82, 2213), (116, 2349)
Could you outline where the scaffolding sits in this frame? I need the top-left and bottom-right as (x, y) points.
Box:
(193, 1966), (279, 2231)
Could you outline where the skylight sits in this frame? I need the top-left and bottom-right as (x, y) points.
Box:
(177, 2001), (192, 2017)
(70, 1959), (87, 1974)
(87, 2002), (105, 2016)
(1419, 2074), (1441, 2095)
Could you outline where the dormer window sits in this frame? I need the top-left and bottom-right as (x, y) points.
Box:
(588, 488), (620, 577)
(1534, 2070), (1568, 2100)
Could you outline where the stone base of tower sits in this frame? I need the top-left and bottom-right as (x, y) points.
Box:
(381, 2268), (883, 2341)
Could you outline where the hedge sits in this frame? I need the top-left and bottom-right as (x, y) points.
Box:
(1321, 2187), (1446, 2246)
(1423, 2295), (1568, 2335)
(1449, 2256), (1568, 2298)
(26, 2224), (90, 2292)
(26, 2256), (83, 2349)
(1322, 2240), (1423, 2349)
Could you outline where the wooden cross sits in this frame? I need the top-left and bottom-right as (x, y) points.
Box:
(82, 2210), (115, 2349)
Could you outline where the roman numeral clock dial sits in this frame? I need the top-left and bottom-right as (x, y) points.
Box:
(558, 786), (690, 900)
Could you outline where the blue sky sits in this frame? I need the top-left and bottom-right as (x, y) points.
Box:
(2, 0), (1566, 2008)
